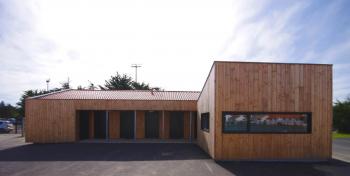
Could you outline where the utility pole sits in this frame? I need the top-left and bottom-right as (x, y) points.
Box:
(131, 64), (142, 82)
(46, 79), (50, 91)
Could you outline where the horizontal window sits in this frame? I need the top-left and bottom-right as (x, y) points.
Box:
(201, 113), (210, 132)
(222, 113), (248, 132)
(222, 112), (311, 133)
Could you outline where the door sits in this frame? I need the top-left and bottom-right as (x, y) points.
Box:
(120, 111), (135, 139)
(170, 111), (184, 139)
(145, 111), (159, 138)
(79, 111), (89, 140)
(94, 111), (107, 139)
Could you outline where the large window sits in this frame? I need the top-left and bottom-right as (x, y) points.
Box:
(201, 112), (210, 132)
(222, 112), (311, 133)
(222, 113), (248, 132)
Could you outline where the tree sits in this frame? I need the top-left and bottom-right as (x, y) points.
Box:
(77, 85), (84, 90)
(100, 72), (157, 90)
(131, 82), (150, 90)
(102, 72), (133, 90)
(0, 101), (19, 118)
(88, 82), (97, 90)
(16, 89), (62, 117)
(61, 81), (70, 89)
(333, 97), (350, 133)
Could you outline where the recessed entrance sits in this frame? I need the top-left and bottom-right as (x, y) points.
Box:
(120, 111), (135, 139)
(170, 111), (184, 139)
(94, 111), (107, 139)
(79, 111), (90, 140)
(145, 111), (160, 138)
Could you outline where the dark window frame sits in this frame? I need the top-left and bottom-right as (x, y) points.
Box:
(201, 112), (210, 132)
(222, 112), (312, 134)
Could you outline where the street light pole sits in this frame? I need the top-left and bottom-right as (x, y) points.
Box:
(131, 64), (142, 82)
(46, 79), (50, 91)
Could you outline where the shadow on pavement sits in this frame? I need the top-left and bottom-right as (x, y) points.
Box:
(0, 143), (210, 161)
(217, 159), (350, 176)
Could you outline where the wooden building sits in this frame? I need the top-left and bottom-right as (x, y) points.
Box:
(25, 91), (199, 143)
(25, 61), (332, 161)
(197, 61), (332, 160)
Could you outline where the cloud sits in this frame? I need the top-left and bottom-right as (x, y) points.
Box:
(0, 0), (349, 104)
(220, 0), (350, 101)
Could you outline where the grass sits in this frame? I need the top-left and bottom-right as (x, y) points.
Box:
(333, 131), (350, 139)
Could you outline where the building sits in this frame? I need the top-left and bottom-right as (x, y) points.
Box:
(25, 61), (333, 161)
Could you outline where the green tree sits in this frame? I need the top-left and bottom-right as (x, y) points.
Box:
(61, 81), (70, 89)
(333, 97), (350, 133)
(17, 89), (62, 117)
(100, 72), (157, 90)
(0, 101), (19, 118)
(131, 82), (150, 90)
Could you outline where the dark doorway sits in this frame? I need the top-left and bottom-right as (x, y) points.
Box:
(192, 112), (198, 139)
(120, 111), (135, 139)
(79, 111), (89, 140)
(145, 111), (159, 138)
(170, 111), (184, 139)
(94, 111), (107, 139)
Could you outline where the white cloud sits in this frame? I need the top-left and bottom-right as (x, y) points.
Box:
(0, 0), (349, 104)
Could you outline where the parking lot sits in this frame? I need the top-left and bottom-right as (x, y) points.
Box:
(1, 134), (350, 176)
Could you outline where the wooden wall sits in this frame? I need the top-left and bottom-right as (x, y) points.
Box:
(197, 65), (216, 158)
(25, 100), (197, 143)
(108, 111), (120, 139)
(214, 62), (332, 160)
(161, 111), (170, 139)
(136, 111), (145, 139)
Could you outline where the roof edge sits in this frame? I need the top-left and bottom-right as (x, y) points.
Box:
(27, 89), (72, 100)
(197, 62), (216, 101)
(67, 89), (201, 93)
(214, 60), (332, 66)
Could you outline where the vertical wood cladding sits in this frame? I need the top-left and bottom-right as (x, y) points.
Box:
(136, 110), (145, 139)
(25, 100), (196, 143)
(108, 111), (120, 139)
(197, 65), (216, 158)
(213, 62), (332, 160)
(88, 111), (94, 139)
(25, 61), (332, 161)
(163, 111), (170, 139)
(184, 112), (190, 139)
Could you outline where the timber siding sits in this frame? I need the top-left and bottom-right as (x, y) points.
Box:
(25, 99), (197, 143)
(196, 62), (332, 160)
(25, 61), (332, 161)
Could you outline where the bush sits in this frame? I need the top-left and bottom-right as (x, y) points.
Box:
(333, 97), (350, 133)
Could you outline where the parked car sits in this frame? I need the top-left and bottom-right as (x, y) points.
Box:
(0, 120), (14, 133)
(7, 118), (17, 125)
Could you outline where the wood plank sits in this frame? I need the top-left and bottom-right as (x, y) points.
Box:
(136, 110), (145, 139)
(108, 110), (120, 139)
(88, 111), (94, 139)
(211, 62), (332, 160)
(184, 111), (190, 139)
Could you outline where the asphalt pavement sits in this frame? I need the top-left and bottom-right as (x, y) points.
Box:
(1, 134), (350, 176)
(333, 138), (350, 162)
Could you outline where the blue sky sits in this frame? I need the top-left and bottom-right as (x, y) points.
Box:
(0, 0), (349, 105)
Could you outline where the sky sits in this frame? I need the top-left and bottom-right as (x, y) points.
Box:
(0, 0), (350, 105)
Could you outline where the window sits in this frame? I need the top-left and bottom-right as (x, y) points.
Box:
(222, 113), (248, 132)
(222, 112), (311, 133)
(201, 113), (210, 132)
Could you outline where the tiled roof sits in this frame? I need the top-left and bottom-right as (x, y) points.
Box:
(32, 89), (200, 101)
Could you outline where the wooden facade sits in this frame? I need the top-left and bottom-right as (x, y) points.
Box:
(25, 99), (197, 143)
(25, 61), (332, 161)
(197, 61), (333, 160)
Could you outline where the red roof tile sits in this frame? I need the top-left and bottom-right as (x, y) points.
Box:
(32, 89), (200, 101)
